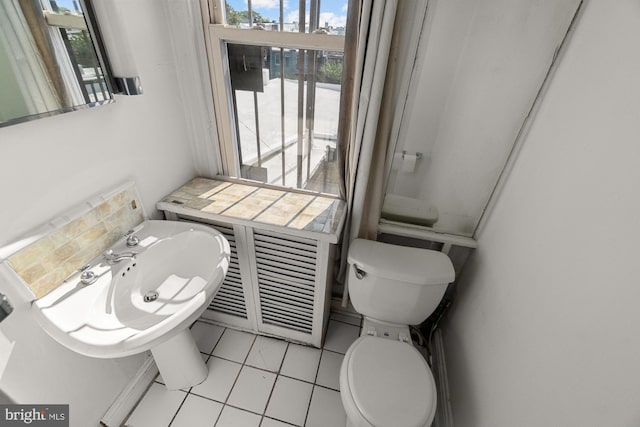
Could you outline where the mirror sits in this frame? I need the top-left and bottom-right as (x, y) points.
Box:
(0, 0), (113, 127)
(382, 0), (582, 237)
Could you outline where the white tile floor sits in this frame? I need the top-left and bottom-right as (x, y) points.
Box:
(125, 313), (362, 427)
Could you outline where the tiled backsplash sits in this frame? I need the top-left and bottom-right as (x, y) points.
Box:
(6, 184), (144, 299)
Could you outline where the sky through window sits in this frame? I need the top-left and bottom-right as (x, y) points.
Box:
(226, 0), (348, 27)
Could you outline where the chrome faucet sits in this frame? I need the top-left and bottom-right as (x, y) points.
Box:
(79, 264), (98, 285)
(125, 229), (140, 247)
(103, 249), (137, 264)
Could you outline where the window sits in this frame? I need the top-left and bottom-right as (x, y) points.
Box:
(206, 0), (351, 197)
(41, 0), (110, 104)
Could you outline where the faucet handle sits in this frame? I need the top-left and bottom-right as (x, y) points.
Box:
(80, 269), (97, 285)
(125, 229), (140, 247)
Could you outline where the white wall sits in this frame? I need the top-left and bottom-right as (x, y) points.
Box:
(0, 1), (214, 425)
(444, 0), (640, 425)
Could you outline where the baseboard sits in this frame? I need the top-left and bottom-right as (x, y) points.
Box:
(100, 355), (158, 427)
(431, 329), (454, 427)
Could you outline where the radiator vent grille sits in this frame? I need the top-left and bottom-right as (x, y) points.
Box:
(208, 223), (248, 319)
(254, 230), (317, 334)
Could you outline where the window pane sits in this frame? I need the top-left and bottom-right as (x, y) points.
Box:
(45, 0), (111, 104)
(227, 43), (342, 195)
(224, 0), (348, 35)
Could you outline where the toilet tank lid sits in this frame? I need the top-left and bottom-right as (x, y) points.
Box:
(348, 239), (455, 285)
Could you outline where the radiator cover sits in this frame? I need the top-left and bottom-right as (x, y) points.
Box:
(170, 215), (334, 347)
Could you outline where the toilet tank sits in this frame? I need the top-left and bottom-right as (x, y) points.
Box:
(347, 239), (455, 325)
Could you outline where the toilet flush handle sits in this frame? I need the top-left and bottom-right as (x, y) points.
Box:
(354, 264), (366, 280)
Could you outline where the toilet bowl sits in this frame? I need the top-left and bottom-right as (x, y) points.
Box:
(340, 334), (437, 427)
(340, 239), (455, 427)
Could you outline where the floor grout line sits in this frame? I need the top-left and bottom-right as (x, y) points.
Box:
(242, 333), (259, 365)
(211, 402), (224, 427)
(221, 331), (258, 412)
(259, 342), (290, 426)
(321, 347), (346, 356)
(303, 346), (327, 427)
(328, 316), (363, 328)
(182, 325), (227, 427)
(166, 390), (190, 427)
(187, 355), (335, 391)
(130, 318), (353, 427)
(207, 326), (226, 357)
(302, 387), (314, 427)
(328, 318), (362, 329)
(206, 354), (244, 366)
(262, 415), (300, 426)
(209, 327), (253, 427)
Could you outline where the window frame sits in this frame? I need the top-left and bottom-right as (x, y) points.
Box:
(205, 21), (345, 184)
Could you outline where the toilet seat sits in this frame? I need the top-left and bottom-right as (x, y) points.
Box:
(341, 336), (437, 427)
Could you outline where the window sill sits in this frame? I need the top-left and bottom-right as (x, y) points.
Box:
(157, 177), (347, 244)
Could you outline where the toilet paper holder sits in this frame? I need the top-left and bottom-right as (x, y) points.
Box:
(402, 150), (423, 159)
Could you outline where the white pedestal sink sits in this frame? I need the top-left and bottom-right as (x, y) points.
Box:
(32, 220), (230, 390)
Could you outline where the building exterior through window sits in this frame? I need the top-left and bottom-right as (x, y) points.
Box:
(207, 0), (350, 197)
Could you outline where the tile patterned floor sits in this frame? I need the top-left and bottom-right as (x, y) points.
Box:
(124, 313), (362, 427)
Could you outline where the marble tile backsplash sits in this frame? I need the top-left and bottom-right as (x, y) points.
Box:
(7, 185), (144, 298)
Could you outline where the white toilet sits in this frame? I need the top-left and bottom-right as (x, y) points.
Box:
(339, 239), (455, 427)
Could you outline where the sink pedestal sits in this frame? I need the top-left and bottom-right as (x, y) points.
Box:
(151, 329), (208, 390)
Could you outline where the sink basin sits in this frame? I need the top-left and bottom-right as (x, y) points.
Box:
(32, 220), (230, 389)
